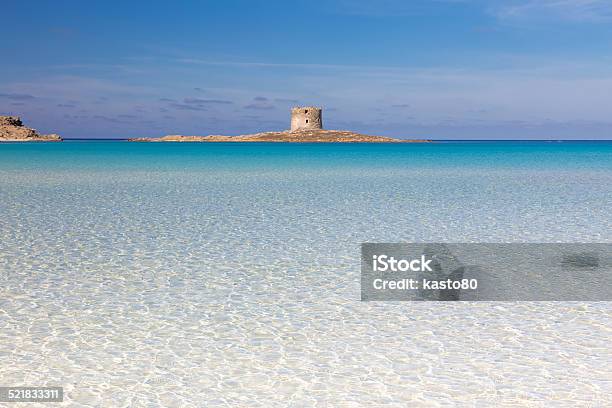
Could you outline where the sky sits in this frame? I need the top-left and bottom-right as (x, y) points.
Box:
(1, 0), (612, 139)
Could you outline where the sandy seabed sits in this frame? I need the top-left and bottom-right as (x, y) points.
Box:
(1, 160), (611, 407)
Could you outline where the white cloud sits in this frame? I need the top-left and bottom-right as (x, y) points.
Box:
(493, 0), (612, 22)
(326, 0), (612, 22)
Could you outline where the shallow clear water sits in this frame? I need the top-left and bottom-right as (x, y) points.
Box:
(1, 141), (611, 407)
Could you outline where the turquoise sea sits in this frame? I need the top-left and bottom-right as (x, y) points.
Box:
(1, 141), (611, 406)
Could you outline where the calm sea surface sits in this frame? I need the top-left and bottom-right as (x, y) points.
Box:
(1, 141), (611, 406)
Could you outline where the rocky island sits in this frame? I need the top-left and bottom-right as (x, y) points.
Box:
(129, 107), (430, 143)
(0, 116), (62, 142)
(129, 129), (428, 143)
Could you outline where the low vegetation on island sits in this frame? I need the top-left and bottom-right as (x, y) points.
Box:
(129, 129), (429, 143)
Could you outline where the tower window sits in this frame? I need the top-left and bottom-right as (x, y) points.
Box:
(306, 119), (309, 123)
(305, 110), (308, 113)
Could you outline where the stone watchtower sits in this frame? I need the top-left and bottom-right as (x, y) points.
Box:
(290, 106), (322, 132)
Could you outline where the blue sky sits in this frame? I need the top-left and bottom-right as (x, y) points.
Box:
(1, 0), (612, 139)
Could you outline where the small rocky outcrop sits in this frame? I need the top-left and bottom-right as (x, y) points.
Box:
(0, 116), (62, 142)
(129, 129), (430, 143)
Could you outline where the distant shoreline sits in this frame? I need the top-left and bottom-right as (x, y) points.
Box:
(4, 138), (612, 143)
(0, 139), (62, 142)
(50, 138), (612, 143)
(128, 129), (431, 143)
